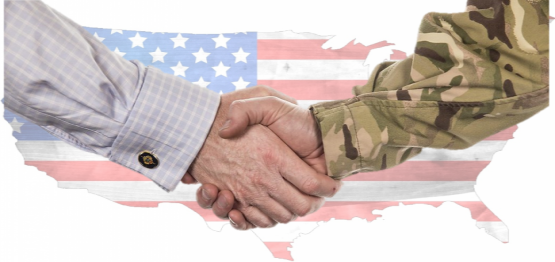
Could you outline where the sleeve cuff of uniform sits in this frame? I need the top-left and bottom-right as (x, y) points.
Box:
(310, 99), (421, 180)
(310, 99), (366, 180)
(109, 66), (220, 192)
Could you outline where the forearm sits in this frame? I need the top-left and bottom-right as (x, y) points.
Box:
(4, 1), (220, 191)
(311, 0), (549, 179)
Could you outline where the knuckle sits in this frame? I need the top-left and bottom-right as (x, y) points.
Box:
(301, 177), (320, 195)
(247, 172), (265, 188)
(266, 96), (282, 106)
(229, 99), (245, 112)
(260, 149), (279, 167)
(254, 85), (273, 96)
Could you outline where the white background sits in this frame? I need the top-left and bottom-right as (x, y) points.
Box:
(1, 0), (554, 261)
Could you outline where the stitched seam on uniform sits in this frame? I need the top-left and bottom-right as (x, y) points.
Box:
(345, 104), (364, 170)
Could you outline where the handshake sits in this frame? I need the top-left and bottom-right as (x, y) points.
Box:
(181, 85), (342, 230)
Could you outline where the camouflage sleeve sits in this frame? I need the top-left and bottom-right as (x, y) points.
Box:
(310, 0), (549, 180)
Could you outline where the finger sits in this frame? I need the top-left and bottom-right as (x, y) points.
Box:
(195, 184), (219, 209)
(279, 147), (343, 198)
(263, 87), (298, 105)
(251, 85), (298, 105)
(181, 172), (198, 184)
(228, 209), (256, 230)
(219, 97), (294, 138)
(212, 190), (235, 219)
(251, 197), (296, 225)
(239, 205), (278, 228)
(269, 179), (325, 217)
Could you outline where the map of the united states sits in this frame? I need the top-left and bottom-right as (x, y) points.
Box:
(4, 27), (522, 260)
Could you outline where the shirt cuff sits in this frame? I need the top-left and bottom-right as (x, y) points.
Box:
(109, 65), (220, 191)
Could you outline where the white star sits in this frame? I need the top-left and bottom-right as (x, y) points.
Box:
(170, 33), (189, 48)
(129, 32), (147, 48)
(232, 48), (250, 63)
(111, 29), (123, 34)
(149, 47), (167, 63)
(193, 76), (211, 88)
(192, 48), (211, 63)
(212, 61), (231, 77)
(113, 47), (126, 57)
(212, 34), (230, 48)
(170, 61), (189, 77)
(232, 77), (250, 90)
(219, 90), (223, 95)
(93, 32), (104, 42)
(9, 118), (24, 133)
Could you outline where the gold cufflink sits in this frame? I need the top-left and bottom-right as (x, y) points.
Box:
(138, 150), (159, 169)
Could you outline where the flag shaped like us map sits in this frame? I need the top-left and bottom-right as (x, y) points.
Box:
(4, 28), (517, 261)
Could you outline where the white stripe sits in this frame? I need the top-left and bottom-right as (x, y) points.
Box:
(16, 141), (107, 161)
(17, 140), (507, 161)
(411, 141), (507, 161)
(257, 31), (332, 40)
(257, 60), (370, 80)
(55, 181), (476, 202)
(476, 221), (508, 242)
(397, 192), (480, 202)
(329, 181), (476, 201)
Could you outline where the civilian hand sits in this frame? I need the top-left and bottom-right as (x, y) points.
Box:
(194, 96), (337, 230)
(186, 87), (340, 229)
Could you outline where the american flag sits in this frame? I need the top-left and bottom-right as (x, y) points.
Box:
(4, 27), (516, 261)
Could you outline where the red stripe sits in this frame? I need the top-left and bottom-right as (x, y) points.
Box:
(116, 201), (499, 222)
(342, 161), (490, 181)
(25, 160), (487, 182)
(484, 125), (517, 140)
(257, 39), (391, 60)
(26, 161), (150, 181)
(390, 49), (407, 60)
(257, 80), (367, 100)
(263, 242), (293, 261)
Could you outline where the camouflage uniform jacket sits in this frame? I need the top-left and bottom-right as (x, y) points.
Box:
(310, 0), (549, 180)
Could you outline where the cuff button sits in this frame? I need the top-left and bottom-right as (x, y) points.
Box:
(138, 150), (159, 169)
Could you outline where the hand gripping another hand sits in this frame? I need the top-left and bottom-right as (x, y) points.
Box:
(181, 86), (341, 230)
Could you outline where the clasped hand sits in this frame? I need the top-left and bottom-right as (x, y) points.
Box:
(181, 86), (341, 230)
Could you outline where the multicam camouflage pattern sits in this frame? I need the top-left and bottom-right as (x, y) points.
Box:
(310, 0), (549, 180)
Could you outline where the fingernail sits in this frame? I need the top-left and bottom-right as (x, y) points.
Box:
(229, 217), (238, 227)
(219, 119), (231, 131)
(201, 188), (211, 200)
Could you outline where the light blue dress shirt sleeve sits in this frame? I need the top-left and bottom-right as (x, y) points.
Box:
(4, 1), (220, 191)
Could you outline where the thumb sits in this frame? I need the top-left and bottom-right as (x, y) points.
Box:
(218, 97), (294, 139)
